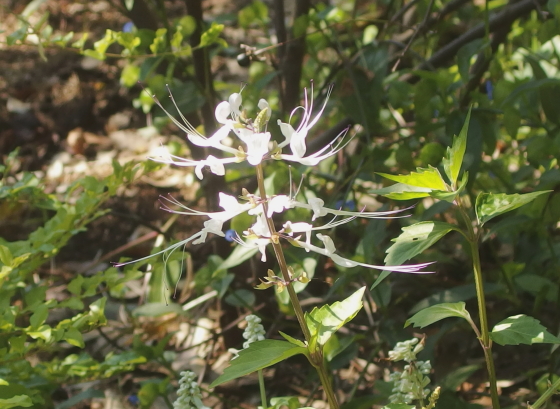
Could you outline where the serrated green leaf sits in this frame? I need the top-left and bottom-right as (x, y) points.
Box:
(210, 340), (307, 387)
(305, 287), (365, 346)
(384, 221), (456, 267)
(372, 221), (454, 290)
(405, 302), (471, 328)
(442, 108), (471, 186)
(490, 314), (560, 346)
(381, 404), (415, 409)
(377, 166), (447, 190)
(475, 191), (551, 225)
(64, 327), (85, 348)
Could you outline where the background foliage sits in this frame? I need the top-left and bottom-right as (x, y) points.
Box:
(1, 0), (560, 407)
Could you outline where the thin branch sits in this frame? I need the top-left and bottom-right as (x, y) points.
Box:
(416, 0), (547, 71)
(391, 0), (436, 71)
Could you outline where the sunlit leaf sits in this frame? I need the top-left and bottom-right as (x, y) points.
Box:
(475, 191), (551, 225)
(377, 166), (447, 191)
(442, 108), (471, 187)
(305, 287), (365, 346)
(490, 314), (560, 345)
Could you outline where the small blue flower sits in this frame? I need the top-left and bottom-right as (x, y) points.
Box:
(335, 199), (356, 211)
(123, 21), (134, 33)
(128, 395), (139, 405)
(225, 229), (237, 242)
(344, 200), (356, 211)
(485, 80), (493, 100)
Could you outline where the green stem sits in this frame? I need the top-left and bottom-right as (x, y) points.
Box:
(314, 354), (339, 409)
(531, 376), (560, 409)
(255, 164), (311, 342)
(258, 369), (267, 409)
(255, 164), (338, 409)
(457, 202), (500, 409)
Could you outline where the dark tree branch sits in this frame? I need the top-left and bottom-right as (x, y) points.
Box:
(460, 17), (512, 107)
(184, 0), (225, 212)
(184, 0), (216, 136)
(273, 0), (287, 62)
(281, 0), (311, 113)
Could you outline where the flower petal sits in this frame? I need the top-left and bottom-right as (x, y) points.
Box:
(215, 101), (232, 124)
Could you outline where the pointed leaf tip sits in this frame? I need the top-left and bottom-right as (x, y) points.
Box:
(442, 107), (471, 187)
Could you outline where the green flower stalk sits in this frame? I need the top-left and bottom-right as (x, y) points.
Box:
(174, 371), (209, 409)
(388, 338), (433, 406)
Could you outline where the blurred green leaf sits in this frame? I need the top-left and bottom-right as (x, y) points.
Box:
(0, 395), (33, 408)
(64, 327), (85, 348)
(199, 22), (227, 48)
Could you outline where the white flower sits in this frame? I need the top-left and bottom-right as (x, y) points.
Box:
(267, 195), (294, 217)
(193, 219), (225, 244)
(277, 84), (333, 158)
(292, 233), (433, 274)
(150, 151), (238, 180)
(187, 125), (239, 155)
(114, 193), (254, 267)
(278, 126), (353, 166)
(288, 196), (411, 220)
(241, 213), (272, 261)
(237, 131), (271, 166)
(258, 98), (271, 120)
(161, 192), (254, 222)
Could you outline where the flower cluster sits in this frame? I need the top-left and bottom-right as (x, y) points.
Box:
(388, 338), (432, 405)
(228, 314), (267, 359)
(152, 84), (347, 173)
(117, 85), (434, 277)
(174, 371), (209, 409)
(242, 314), (266, 349)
